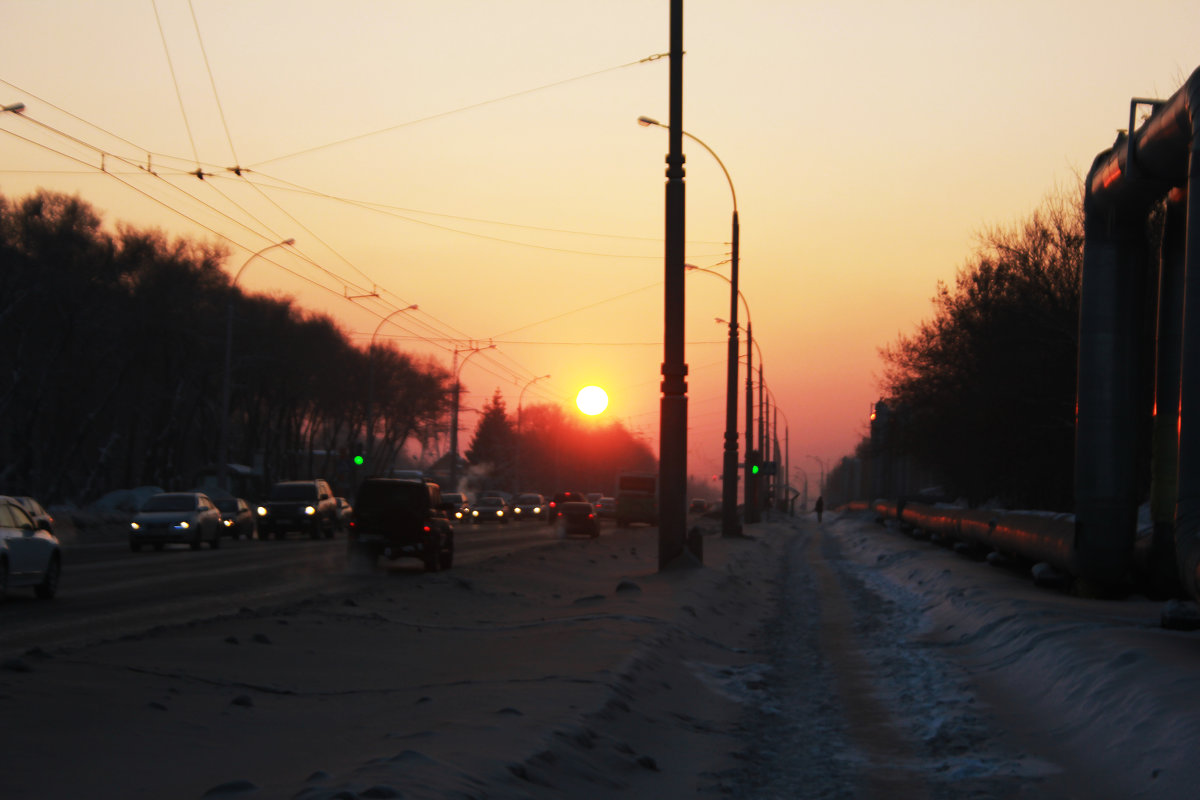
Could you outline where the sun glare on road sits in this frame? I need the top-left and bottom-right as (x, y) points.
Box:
(576, 385), (609, 416)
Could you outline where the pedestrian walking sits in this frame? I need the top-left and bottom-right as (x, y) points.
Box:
(814, 495), (824, 523)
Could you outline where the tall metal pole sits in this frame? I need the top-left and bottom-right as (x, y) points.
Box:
(639, 125), (740, 541)
(515, 374), (550, 492)
(367, 304), (417, 474)
(745, 321), (756, 522)
(659, 0), (688, 569)
(448, 344), (494, 492)
(218, 238), (293, 492)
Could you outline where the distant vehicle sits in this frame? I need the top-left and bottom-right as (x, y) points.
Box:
(688, 498), (710, 514)
(11, 496), (54, 534)
(440, 492), (470, 523)
(511, 493), (548, 522)
(0, 495), (61, 600)
(470, 496), (511, 524)
(549, 491), (588, 522)
(213, 495), (256, 540)
(616, 472), (658, 528)
(595, 497), (616, 518)
(130, 492), (222, 552)
(255, 479), (338, 540)
(347, 477), (453, 572)
(586, 492), (602, 505)
(560, 500), (599, 538)
(333, 497), (354, 535)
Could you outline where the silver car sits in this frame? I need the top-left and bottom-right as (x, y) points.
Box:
(130, 492), (222, 552)
(0, 495), (61, 600)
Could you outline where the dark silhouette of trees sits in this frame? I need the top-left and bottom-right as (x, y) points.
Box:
(879, 189), (1084, 509)
(0, 189), (451, 504)
(466, 389), (516, 483)
(513, 402), (656, 495)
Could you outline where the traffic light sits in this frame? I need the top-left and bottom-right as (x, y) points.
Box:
(353, 454), (364, 466)
(352, 440), (364, 466)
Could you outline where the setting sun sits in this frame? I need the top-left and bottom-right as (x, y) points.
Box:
(576, 385), (609, 416)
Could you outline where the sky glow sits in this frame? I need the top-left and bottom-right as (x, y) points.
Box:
(2, 1), (1199, 495)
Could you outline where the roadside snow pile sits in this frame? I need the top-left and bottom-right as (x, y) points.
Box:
(833, 511), (1200, 799)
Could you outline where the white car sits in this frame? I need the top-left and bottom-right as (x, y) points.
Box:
(0, 495), (61, 600)
(130, 492), (222, 552)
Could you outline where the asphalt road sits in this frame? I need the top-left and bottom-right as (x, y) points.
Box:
(0, 520), (578, 654)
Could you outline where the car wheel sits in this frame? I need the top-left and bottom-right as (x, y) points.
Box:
(190, 534), (202, 550)
(130, 540), (142, 553)
(35, 554), (60, 599)
(439, 540), (454, 571)
(0, 557), (7, 602)
(210, 529), (221, 549)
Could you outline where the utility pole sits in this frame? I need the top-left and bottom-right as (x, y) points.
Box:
(658, 0), (689, 569)
(448, 342), (494, 492)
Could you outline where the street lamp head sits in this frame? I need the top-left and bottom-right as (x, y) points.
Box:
(637, 115), (663, 128)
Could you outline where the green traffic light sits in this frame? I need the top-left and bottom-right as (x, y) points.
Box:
(751, 464), (760, 475)
(353, 455), (364, 466)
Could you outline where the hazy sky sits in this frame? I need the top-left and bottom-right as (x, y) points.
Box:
(3, 1), (1200, 495)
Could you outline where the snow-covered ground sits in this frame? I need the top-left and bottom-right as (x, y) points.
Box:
(1, 512), (1198, 798)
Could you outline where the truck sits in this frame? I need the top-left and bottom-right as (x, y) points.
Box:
(615, 472), (658, 528)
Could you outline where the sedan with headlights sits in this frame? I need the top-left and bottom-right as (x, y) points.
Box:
(0, 495), (61, 600)
(130, 492), (222, 552)
(213, 495), (256, 540)
(470, 496), (511, 524)
(510, 493), (549, 522)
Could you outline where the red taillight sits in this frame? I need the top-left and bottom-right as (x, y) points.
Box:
(423, 525), (431, 532)
(349, 521), (356, 529)
(588, 513), (595, 519)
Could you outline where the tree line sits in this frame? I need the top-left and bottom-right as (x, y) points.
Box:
(0, 189), (658, 506)
(831, 188), (1099, 511)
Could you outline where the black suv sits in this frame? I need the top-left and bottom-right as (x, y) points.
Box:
(348, 477), (454, 572)
(256, 479), (339, 540)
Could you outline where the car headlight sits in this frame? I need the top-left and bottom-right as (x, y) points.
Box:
(514, 507), (522, 514)
(472, 510), (479, 517)
(533, 506), (541, 514)
(455, 510), (464, 519)
(173, 521), (190, 530)
(304, 505), (316, 515)
(497, 510), (504, 517)
(222, 519), (233, 527)
(130, 522), (140, 531)
(256, 506), (268, 517)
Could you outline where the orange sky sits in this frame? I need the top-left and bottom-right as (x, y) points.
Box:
(3, 1), (1200, 498)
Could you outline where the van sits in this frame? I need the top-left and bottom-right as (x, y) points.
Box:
(348, 477), (454, 572)
(615, 472), (658, 528)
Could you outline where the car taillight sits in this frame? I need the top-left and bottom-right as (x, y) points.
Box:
(349, 521), (356, 529)
(423, 525), (431, 532)
(588, 513), (595, 519)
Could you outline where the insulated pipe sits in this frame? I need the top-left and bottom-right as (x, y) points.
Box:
(1177, 75), (1200, 600)
(1074, 167), (1151, 587)
(1082, 66), (1200, 598)
(1146, 195), (1186, 592)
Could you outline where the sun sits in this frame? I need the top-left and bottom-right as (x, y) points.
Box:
(576, 385), (609, 416)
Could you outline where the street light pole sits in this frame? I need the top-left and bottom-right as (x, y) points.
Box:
(641, 120), (740, 540)
(448, 343), (495, 492)
(653, 0), (688, 570)
(515, 373), (550, 492)
(218, 237), (294, 492)
(808, 454), (828, 500)
(367, 304), (418, 474)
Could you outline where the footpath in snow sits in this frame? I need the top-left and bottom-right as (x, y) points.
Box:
(3, 513), (1199, 799)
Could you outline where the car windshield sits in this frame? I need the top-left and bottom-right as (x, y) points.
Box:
(214, 498), (238, 512)
(357, 480), (428, 513)
(477, 498), (503, 507)
(142, 494), (197, 512)
(270, 483), (317, 501)
(514, 495), (541, 504)
(442, 493), (465, 505)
